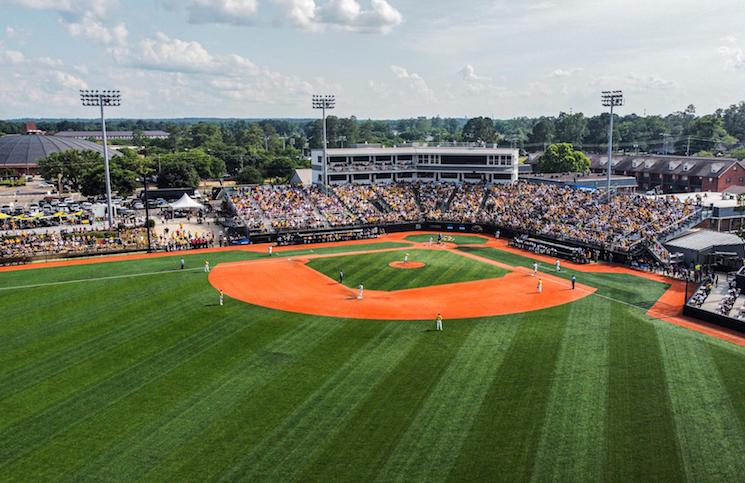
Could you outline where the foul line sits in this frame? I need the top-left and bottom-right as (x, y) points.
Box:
(0, 267), (205, 292)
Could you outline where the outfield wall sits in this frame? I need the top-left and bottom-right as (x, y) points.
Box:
(683, 304), (745, 334)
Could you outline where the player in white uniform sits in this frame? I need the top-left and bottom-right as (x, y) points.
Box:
(268, 245), (273, 256)
(532, 261), (539, 276)
(435, 313), (443, 331)
(555, 259), (561, 272)
(404, 253), (409, 265)
(219, 289), (224, 306)
(204, 260), (210, 273)
(357, 284), (364, 300)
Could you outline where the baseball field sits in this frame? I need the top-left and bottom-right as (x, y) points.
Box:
(2, 232), (745, 482)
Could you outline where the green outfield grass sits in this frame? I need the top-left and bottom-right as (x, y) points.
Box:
(2, 243), (745, 482)
(306, 248), (509, 291)
(404, 233), (488, 245)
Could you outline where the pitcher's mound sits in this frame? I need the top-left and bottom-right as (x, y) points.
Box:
(389, 261), (426, 269)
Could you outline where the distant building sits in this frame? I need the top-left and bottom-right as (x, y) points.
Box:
(523, 172), (637, 192)
(0, 133), (117, 175)
(54, 130), (170, 141)
(22, 122), (44, 135)
(311, 144), (523, 186)
(588, 154), (745, 193)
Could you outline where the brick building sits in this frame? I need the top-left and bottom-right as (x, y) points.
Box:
(588, 154), (745, 193)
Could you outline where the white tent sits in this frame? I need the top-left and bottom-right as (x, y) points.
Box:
(169, 193), (205, 211)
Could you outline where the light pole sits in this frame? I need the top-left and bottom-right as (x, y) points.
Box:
(312, 94), (335, 187)
(601, 90), (623, 196)
(81, 89), (120, 228)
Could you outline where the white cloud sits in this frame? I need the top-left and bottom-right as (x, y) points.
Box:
(390, 64), (435, 102)
(3, 0), (127, 45)
(720, 44), (745, 70)
(550, 67), (583, 78)
(54, 71), (88, 90)
(458, 64), (489, 82)
(274, 0), (402, 33)
(113, 32), (314, 107)
(1, 49), (25, 64)
(175, 0), (260, 25)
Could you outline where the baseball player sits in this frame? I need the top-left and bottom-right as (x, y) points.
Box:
(537, 278), (543, 294)
(180, 257), (185, 270)
(435, 313), (443, 331)
(219, 289), (224, 306)
(571, 275), (577, 290)
(268, 245), (273, 257)
(532, 261), (539, 276)
(555, 259), (561, 272)
(339, 270), (344, 283)
(357, 284), (364, 300)
(204, 260), (210, 273)
(404, 253), (409, 265)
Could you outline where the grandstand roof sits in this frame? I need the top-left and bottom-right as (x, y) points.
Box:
(588, 154), (742, 178)
(0, 134), (114, 169)
(666, 229), (743, 252)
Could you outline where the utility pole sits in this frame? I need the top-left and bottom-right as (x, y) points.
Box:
(142, 174), (153, 253)
(686, 135), (691, 156)
(312, 94), (336, 188)
(80, 89), (120, 229)
(601, 90), (624, 197)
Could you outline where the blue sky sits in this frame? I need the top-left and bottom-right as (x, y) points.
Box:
(1, 0), (745, 119)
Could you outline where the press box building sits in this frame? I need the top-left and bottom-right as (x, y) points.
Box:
(310, 144), (521, 186)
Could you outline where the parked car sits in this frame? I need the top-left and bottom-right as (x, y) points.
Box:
(133, 202), (145, 210)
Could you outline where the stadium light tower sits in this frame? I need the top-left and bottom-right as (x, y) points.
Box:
(601, 90), (623, 197)
(80, 89), (120, 228)
(312, 94), (335, 187)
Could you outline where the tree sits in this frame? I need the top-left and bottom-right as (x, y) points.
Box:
(236, 165), (264, 185)
(528, 118), (555, 146)
(554, 112), (587, 145)
(266, 157), (295, 180)
(538, 143), (591, 173)
(157, 159), (200, 188)
(462, 117), (497, 143)
(38, 150), (101, 191)
(79, 161), (139, 197)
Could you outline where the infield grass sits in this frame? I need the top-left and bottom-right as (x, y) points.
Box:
(1, 242), (745, 482)
(404, 233), (488, 245)
(306, 248), (509, 291)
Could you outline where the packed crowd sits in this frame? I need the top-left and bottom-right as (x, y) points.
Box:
(0, 228), (149, 262)
(227, 181), (698, 256)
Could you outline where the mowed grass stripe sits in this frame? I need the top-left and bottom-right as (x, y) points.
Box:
(445, 304), (567, 482)
(0, 273), (197, 382)
(140, 319), (390, 482)
(280, 241), (411, 257)
(606, 306), (684, 482)
(530, 296), (610, 482)
(0, 299), (246, 471)
(0, 279), (156, 360)
(58, 316), (339, 482)
(219, 322), (419, 482)
(0, 250), (261, 289)
(296, 320), (475, 483)
(656, 325), (745, 481)
(0, 277), (210, 418)
(710, 345), (745, 451)
(375, 317), (522, 483)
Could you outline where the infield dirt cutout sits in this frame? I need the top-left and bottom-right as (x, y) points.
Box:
(209, 246), (595, 320)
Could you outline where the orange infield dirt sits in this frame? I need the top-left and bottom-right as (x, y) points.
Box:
(209, 245), (596, 320)
(388, 261), (426, 269)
